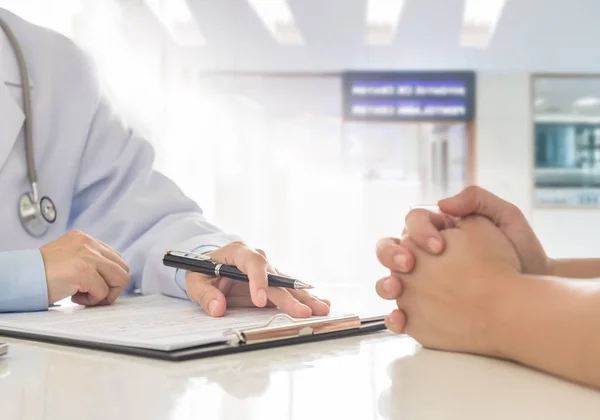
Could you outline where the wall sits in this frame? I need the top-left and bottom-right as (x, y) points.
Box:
(476, 73), (600, 259)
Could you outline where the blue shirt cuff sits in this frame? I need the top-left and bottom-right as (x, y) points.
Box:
(174, 245), (221, 294)
(0, 249), (49, 313)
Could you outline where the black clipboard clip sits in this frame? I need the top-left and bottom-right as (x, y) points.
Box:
(224, 313), (362, 346)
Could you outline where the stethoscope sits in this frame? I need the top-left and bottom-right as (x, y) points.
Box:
(0, 18), (57, 237)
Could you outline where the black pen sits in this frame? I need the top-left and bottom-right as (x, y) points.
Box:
(162, 250), (314, 290)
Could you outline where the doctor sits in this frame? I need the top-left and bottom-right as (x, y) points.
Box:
(0, 9), (331, 317)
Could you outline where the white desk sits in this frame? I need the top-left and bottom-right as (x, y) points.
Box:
(0, 330), (599, 420)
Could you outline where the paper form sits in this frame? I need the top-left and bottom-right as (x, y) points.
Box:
(0, 295), (288, 351)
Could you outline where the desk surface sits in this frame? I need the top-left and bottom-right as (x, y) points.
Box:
(0, 329), (599, 420)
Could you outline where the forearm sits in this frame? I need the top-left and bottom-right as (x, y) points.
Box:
(550, 258), (600, 279)
(492, 274), (600, 388)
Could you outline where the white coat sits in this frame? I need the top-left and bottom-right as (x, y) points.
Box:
(0, 9), (238, 304)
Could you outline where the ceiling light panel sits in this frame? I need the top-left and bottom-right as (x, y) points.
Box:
(247, 0), (305, 45)
(461, 0), (507, 49)
(145, 0), (206, 46)
(574, 97), (600, 107)
(365, 0), (405, 45)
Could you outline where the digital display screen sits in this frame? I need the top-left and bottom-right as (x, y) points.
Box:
(342, 71), (476, 122)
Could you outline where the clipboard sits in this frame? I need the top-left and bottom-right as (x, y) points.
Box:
(166, 313), (386, 361)
(0, 307), (387, 362)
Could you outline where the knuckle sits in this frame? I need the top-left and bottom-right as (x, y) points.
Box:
(185, 276), (204, 304)
(255, 248), (267, 258)
(463, 186), (483, 202)
(404, 208), (426, 224)
(229, 241), (246, 248)
(375, 238), (387, 252)
(504, 203), (523, 219)
(194, 288), (212, 307)
(120, 272), (131, 287)
(464, 185), (482, 196)
(376, 237), (397, 253)
(106, 290), (122, 304)
(404, 210), (433, 235)
(253, 252), (268, 265)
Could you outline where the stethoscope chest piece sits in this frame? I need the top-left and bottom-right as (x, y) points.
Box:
(19, 192), (57, 237)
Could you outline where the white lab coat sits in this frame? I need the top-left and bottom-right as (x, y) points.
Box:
(0, 9), (238, 300)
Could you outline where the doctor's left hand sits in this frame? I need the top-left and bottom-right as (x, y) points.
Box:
(185, 241), (331, 318)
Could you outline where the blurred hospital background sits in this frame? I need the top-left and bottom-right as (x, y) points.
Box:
(3, 0), (600, 309)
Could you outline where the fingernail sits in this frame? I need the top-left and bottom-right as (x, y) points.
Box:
(393, 253), (407, 270)
(208, 299), (220, 315)
(383, 278), (395, 294)
(257, 289), (268, 307)
(428, 237), (442, 253)
(385, 315), (396, 329)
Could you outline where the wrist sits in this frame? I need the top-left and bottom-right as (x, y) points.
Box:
(485, 272), (532, 359)
(547, 258), (558, 277)
(487, 273), (571, 363)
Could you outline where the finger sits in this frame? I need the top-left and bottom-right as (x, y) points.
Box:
(99, 248), (129, 274)
(438, 186), (519, 228)
(73, 271), (110, 306)
(93, 241), (130, 273)
(376, 275), (403, 300)
(92, 256), (130, 304)
(404, 209), (453, 254)
(256, 249), (267, 259)
(267, 288), (312, 318)
(232, 247), (269, 308)
(385, 309), (406, 335)
(376, 237), (416, 273)
(271, 266), (332, 311)
(72, 292), (94, 306)
(319, 298), (331, 307)
(289, 289), (330, 316)
(185, 273), (227, 317)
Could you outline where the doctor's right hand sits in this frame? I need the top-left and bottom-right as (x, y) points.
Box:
(185, 241), (331, 318)
(40, 230), (130, 307)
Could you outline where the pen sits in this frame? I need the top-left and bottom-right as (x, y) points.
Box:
(162, 250), (314, 290)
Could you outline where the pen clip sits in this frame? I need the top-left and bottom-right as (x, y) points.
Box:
(166, 249), (213, 262)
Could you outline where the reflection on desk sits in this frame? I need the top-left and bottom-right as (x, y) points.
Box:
(0, 331), (599, 420)
(378, 348), (600, 420)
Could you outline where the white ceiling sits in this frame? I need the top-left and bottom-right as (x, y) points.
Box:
(168, 0), (600, 73)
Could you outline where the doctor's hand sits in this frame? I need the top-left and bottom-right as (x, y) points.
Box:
(40, 230), (130, 307)
(376, 186), (550, 303)
(185, 241), (331, 318)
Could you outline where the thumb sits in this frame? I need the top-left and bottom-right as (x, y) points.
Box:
(438, 186), (517, 227)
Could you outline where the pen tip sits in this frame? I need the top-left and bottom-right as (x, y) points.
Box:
(294, 280), (314, 290)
